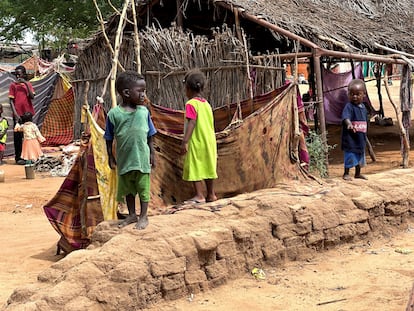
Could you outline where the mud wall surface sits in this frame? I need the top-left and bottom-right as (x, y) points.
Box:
(3, 169), (414, 311)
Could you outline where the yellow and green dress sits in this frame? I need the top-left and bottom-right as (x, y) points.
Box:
(183, 97), (218, 181)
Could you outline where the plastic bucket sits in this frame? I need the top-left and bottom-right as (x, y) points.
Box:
(25, 164), (35, 179)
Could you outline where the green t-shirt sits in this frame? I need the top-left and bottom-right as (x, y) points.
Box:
(107, 105), (152, 176)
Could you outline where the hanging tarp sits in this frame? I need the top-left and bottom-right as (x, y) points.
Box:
(43, 136), (104, 253)
(323, 63), (373, 125)
(150, 82), (306, 205)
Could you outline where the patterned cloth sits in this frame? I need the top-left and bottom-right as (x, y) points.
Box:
(41, 88), (74, 146)
(43, 136), (104, 252)
(88, 107), (118, 220)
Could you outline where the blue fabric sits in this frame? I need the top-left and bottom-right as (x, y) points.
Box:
(344, 151), (366, 168)
(341, 102), (367, 153)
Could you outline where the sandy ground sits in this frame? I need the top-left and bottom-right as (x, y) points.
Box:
(1, 79), (414, 310)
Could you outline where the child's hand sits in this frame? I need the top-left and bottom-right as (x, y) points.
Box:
(108, 156), (116, 169)
(180, 142), (188, 155)
(150, 153), (156, 169)
(347, 124), (356, 133)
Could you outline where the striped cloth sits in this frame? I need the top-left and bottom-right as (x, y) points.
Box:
(43, 137), (104, 252)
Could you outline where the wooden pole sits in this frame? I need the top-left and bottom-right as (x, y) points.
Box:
(131, 0), (142, 74)
(312, 53), (329, 173)
(110, 0), (130, 108)
(176, 0), (183, 27)
(384, 72), (410, 168)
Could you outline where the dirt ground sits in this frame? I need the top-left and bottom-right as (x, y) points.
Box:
(1, 80), (414, 310)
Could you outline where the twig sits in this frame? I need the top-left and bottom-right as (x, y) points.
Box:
(317, 298), (347, 306)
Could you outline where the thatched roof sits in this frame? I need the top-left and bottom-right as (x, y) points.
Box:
(215, 0), (413, 52)
(132, 0), (413, 54)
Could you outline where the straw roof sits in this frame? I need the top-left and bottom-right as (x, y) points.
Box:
(212, 0), (413, 52)
(130, 0), (413, 54)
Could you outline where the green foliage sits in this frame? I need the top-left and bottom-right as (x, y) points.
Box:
(0, 0), (123, 47)
(306, 130), (336, 178)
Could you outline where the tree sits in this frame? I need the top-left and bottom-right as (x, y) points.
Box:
(0, 0), (123, 49)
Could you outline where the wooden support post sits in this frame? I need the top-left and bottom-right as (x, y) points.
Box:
(176, 0), (183, 28)
(384, 72), (410, 168)
(312, 52), (329, 174)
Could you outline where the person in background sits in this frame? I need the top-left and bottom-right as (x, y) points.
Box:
(9, 65), (35, 165)
(180, 69), (217, 204)
(14, 111), (45, 164)
(341, 79), (368, 181)
(104, 70), (156, 230)
(0, 105), (9, 165)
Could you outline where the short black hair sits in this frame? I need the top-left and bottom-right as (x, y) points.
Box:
(115, 70), (145, 94)
(348, 79), (366, 92)
(15, 65), (27, 74)
(21, 111), (33, 123)
(183, 69), (205, 92)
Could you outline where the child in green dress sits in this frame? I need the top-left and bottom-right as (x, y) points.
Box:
(180, 69), (217, 203)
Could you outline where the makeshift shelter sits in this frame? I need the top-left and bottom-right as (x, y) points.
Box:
(0, 59), (76, 157)
(44, 0), (414, 252)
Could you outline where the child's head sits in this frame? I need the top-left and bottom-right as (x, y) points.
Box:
(21, 111), (33, 123)
(115, 70), (146, 105)
(14, 65), (27, 80)
(348, 79), (366, 105)
(183, 69), (206, 97)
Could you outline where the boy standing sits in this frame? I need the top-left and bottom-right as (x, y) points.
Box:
(9, 65), (35, 165)
(341, 79), (368, 181)
(104, 71), (156, 230)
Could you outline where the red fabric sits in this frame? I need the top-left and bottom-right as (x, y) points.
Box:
(8, 81), (35, 116)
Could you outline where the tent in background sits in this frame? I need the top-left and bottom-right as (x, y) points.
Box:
(0, 64), (75, 157)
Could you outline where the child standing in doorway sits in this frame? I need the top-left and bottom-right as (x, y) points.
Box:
(0, 105), (9, 165)
(14, 111), (45, 164)
(104, 70), (157, 230)
(180, 69), (217, 203)
(341, 79), (368, 181)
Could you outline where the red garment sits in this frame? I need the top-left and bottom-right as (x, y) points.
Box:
(8, 81), (35, 116)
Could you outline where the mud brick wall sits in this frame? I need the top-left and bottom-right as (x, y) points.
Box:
(4, 169), (414, 311)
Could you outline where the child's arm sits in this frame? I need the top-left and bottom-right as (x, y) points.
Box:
(180, 118), (196, 155)
(343, 118), (356, 133)
(105, 140), (116, 169)
(9, 98), (20, 121)
(148, 136), (156, 168)
(34, 125), (46, 143)
(103, 116), (116, 169)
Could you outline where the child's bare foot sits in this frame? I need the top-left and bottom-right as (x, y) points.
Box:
(342, 174), (352, 181)
(135, 216), (148, 230)
(206, 195), (217, 203)
(118, 215), (138, 228)
(355, 174), (368, 180)
(183, 197), (206, 204)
